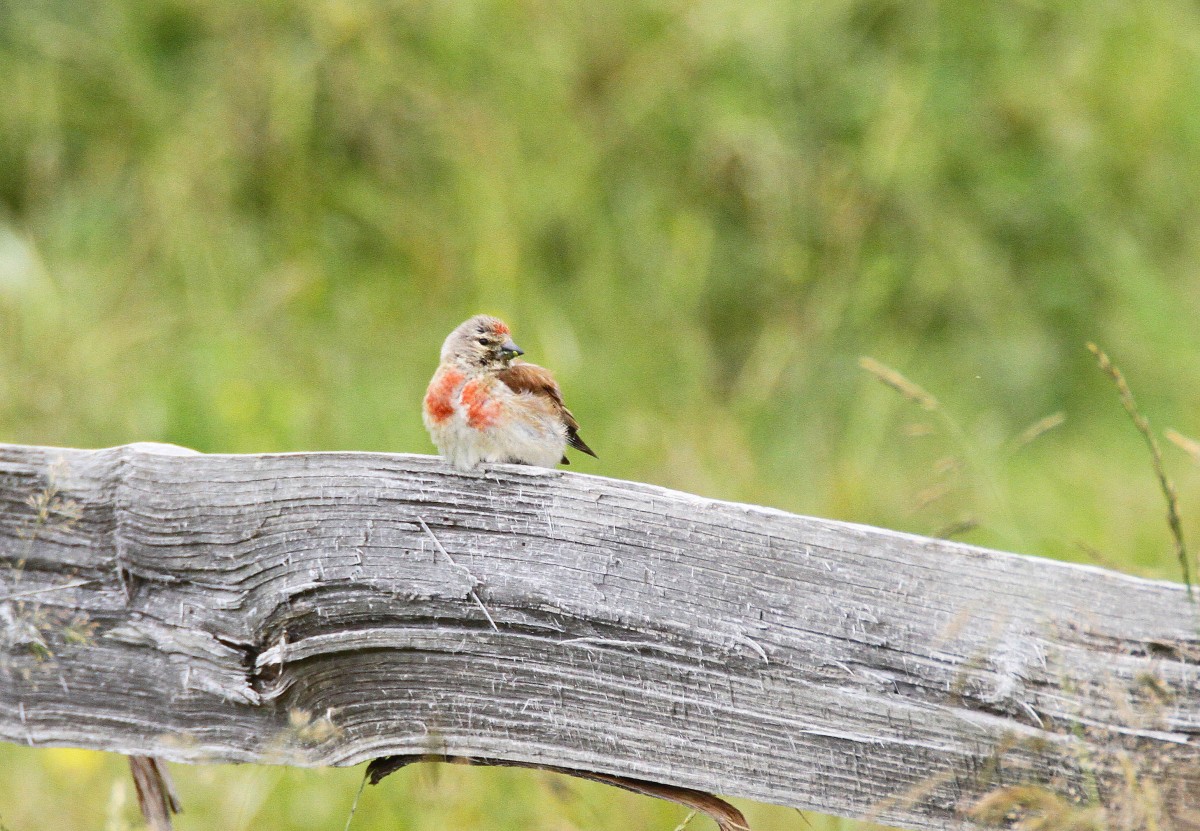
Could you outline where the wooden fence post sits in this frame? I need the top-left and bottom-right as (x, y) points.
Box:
(0, 443), (1196, 830)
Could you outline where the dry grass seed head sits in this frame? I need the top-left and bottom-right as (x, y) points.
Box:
(1087, 343), (1192, 597)
(859, 357), (940, 410)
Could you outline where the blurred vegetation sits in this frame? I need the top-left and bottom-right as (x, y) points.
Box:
(2, 0), (1200, 828)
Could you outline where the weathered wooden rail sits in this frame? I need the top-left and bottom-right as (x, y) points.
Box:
(0, 443), (1197, 829)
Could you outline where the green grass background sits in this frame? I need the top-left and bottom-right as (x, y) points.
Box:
(2, 0), (1200, 828)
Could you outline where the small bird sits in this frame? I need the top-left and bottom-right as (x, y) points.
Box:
(423, 315), (597, 470)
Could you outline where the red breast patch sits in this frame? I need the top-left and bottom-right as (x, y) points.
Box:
(424, 368), (463, 423)
(461, 379), (501, 428)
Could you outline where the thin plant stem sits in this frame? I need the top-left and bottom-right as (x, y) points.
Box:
(1087, 343), (1193, 599)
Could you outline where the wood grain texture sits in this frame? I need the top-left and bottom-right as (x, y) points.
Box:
(0, 443), (1197, 830)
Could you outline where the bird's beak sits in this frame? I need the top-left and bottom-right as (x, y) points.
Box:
(501, 340), (524, 361)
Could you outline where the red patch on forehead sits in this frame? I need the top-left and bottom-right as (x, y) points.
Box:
(423, 368), (464, 423)
(491, 320), (509, 335)
(461, 379), (501, 428)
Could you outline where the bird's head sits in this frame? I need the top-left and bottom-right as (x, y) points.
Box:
(440, 315), (524, 372)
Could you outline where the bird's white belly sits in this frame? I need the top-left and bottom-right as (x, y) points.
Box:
(427, 394), (566, 469)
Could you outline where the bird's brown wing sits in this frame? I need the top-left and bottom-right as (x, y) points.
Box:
(497, 363), (597, 463)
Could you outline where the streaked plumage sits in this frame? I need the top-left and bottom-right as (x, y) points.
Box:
(423, 315), (596, 470)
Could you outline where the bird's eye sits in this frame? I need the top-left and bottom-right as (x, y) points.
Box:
(477, 337), (489, 346)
